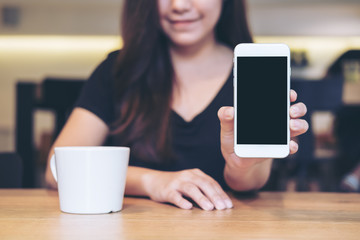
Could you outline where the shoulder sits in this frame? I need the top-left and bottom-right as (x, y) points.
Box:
(100, 50), (121, 69)
(107, 50), (121, 61)
(90, 50), (121, 79)
(74, 50), (121, 125)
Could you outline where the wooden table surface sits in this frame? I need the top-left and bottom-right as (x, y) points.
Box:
(0, 189), (359, 240)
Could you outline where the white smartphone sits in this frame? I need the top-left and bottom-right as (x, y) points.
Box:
(233, 43), (290, 158)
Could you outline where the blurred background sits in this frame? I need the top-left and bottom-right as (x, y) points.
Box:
(0, 0), (360, 191)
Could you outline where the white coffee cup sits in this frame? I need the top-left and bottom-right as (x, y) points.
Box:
(50, 146), (129, 214)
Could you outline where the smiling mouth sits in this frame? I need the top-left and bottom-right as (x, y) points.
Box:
(168, 18), (200, 24)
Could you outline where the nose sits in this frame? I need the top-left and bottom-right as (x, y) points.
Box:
(171, 0), (192, 14)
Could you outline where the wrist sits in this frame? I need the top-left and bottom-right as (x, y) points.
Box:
(141, 169), (163, 197)
(125, 167), (162, 197)
(224, 163), (257, 191)
(224, 158), (272, 191)
(225, 154), (271, 173)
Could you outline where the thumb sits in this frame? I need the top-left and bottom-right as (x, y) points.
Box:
(218, 106), (235, 155)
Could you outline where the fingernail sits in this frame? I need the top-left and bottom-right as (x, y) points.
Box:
(205, 202), (214, 211)
(225, 199), (233, 209)
(215, 200), (226, 210)
(184, 202), (193, 209)
(291, 120), (300, 130)
(225, 108), (233, 119)
(291, 107), (299, 116)
(291, 142), (299, 153)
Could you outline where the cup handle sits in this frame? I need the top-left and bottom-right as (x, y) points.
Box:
(50, 154), (58, 182)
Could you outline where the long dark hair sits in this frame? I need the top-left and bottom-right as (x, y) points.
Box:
(111, 0), (253, 163)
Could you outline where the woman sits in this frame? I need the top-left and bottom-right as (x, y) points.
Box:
(45, 0), (308, 210)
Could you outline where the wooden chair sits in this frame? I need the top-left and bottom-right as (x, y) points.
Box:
(16, 78), (85, 187)
(0, 152), (23, 188)
(264, 75), (344, 191)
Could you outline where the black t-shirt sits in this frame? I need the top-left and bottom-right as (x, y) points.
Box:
(75, 50), (233, 189)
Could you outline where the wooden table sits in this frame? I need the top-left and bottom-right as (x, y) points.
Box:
(0, 190), (359, 240)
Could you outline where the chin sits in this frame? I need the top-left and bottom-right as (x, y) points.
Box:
(168, 33), (205, 48)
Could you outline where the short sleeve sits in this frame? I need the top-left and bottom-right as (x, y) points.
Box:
(74, 50), (120, 125)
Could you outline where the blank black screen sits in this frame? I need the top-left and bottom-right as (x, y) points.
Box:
(237, 57), (287, 144)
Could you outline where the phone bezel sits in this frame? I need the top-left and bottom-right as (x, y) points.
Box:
(233, 43), (290, 158)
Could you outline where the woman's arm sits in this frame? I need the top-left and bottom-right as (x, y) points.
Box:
(218, 90), (309, 191)
(45, 107), (109, 188)
(223, 157), (273, 191)
(46, 107), (232, 210)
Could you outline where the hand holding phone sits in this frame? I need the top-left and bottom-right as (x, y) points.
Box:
(233, 43), (290, 158)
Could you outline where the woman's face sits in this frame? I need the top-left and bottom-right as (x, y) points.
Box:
(158, 0), (223, 47)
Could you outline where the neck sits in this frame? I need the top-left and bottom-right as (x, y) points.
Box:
(169, 33), (218, 61)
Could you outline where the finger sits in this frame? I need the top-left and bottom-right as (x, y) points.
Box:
(191, 169), (233, 209)
(166, 191), (193, 210)
(179, 183), (214, 211)
(290, 102), (307, 118)
(290, 89), (297, 102)
(218, 106), (234, 155)
(196, 178), (233, 209)
(290, 119), (309, 137)
(290, 140), (299, 154)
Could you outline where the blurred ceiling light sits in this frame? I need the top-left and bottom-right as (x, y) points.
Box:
(1, 35), (359, 54)
(0, 35), (122, 52)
